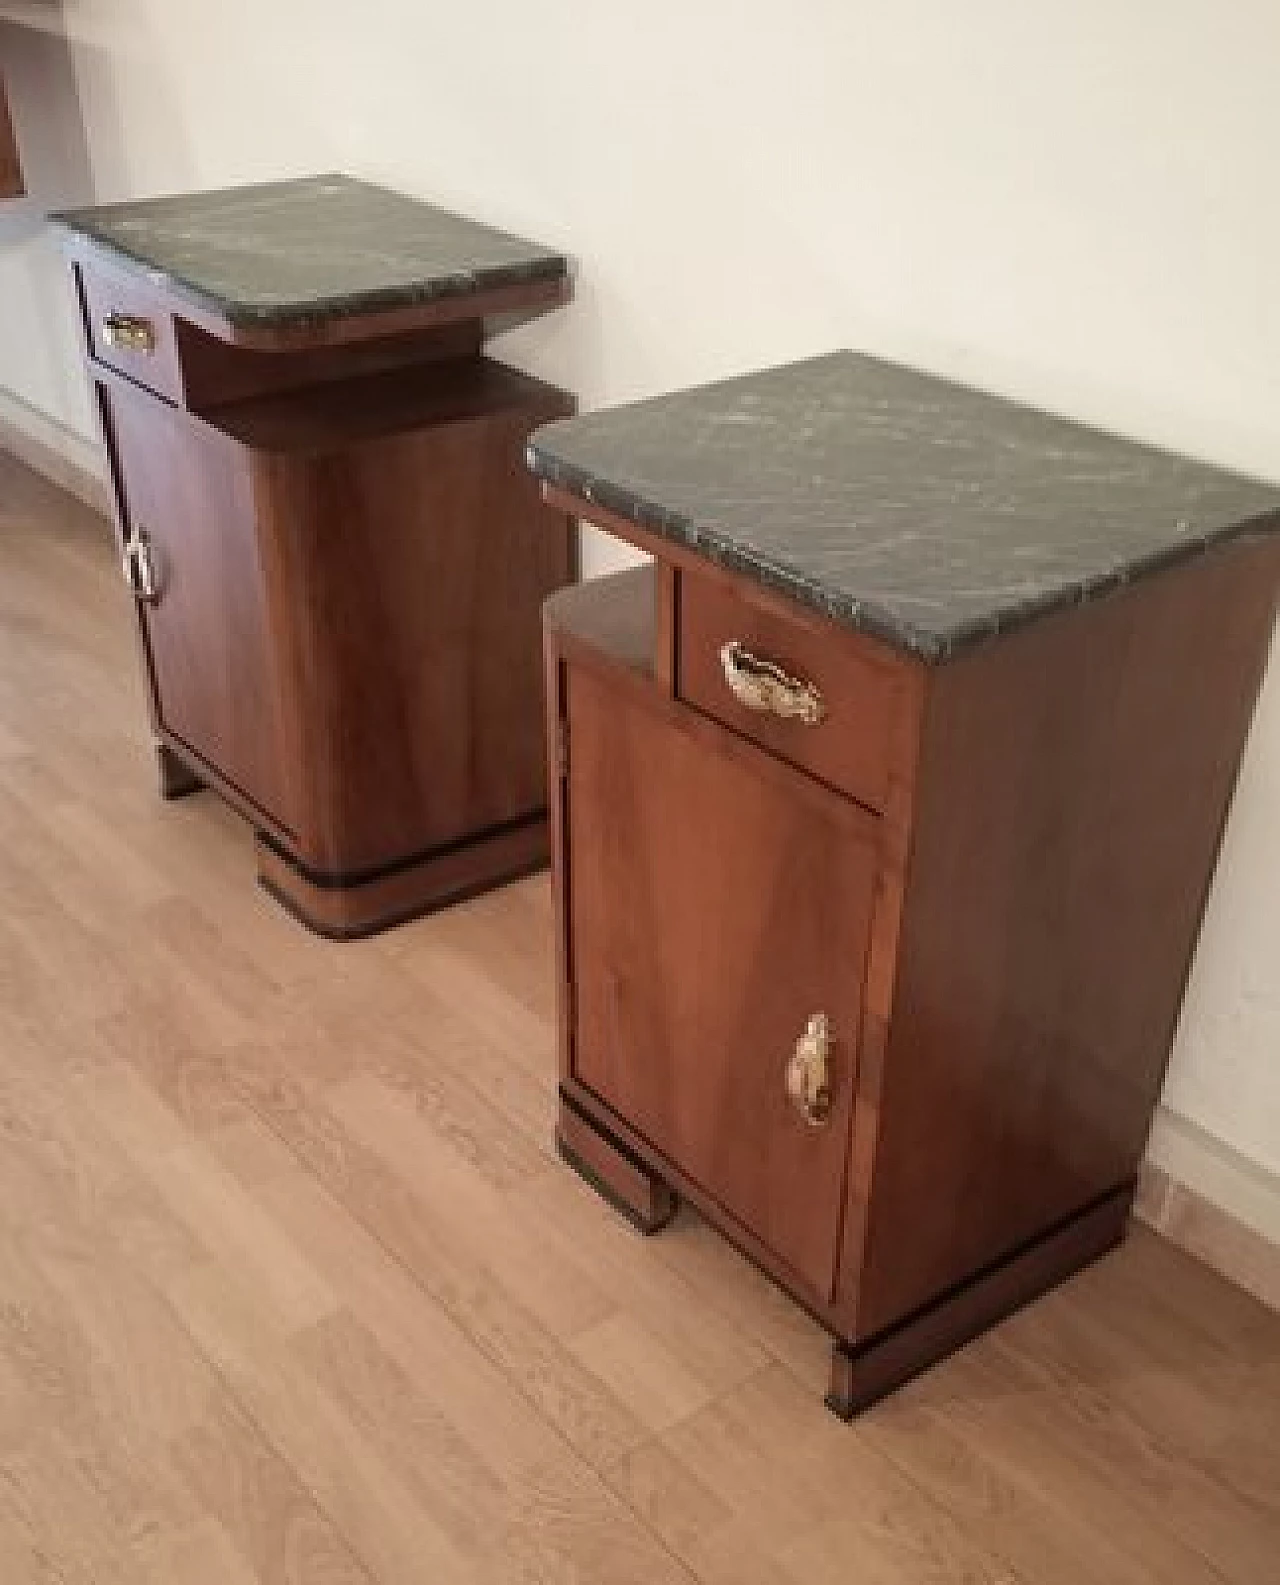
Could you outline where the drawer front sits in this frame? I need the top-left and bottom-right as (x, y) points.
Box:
(77, 259), (184, 404)
(679, 571), (904, 812)
(566, 663), (879, 1305)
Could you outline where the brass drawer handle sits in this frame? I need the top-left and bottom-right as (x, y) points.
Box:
(787, 1013), (833, 1126)
(719, 640), (825, 726)
(121, 530), (162, 604)
(101, 313), (157, 355)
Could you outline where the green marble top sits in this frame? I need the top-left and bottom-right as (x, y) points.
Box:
(528, 352), (1280, 661)
(56, 173), (567, 331)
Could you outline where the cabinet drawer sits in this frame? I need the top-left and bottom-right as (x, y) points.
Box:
(76, 259), (184, 404)
(678, 571), (904, 813)
(566, 663), (879, 1305)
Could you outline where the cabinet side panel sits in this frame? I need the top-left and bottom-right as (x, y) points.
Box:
(259, 378), (574, 873)
(856, 538), (1280, 1338)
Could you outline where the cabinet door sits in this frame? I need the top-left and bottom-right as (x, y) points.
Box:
(101, 381), (294, 829)
(566, 665), (880, 1305)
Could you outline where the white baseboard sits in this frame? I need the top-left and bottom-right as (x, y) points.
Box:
(1144, 1108), (1280, 1243)
(0, 385), (109, 516)
(1138, 1108), (1280, 1310)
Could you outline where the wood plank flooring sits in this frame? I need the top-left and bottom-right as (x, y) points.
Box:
(1, 448), (1278, 1584)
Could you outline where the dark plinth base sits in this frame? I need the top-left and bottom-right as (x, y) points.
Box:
(825, 1181), (1134, 1418)
(255, 814), (549, 940)
(156, 741), (203, 800)
(556, 1074), (1132, 1414)
(556, 1089), (678, 1234)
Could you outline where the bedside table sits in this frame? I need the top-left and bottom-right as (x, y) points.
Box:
(58, 174), (575, 936)
(528, 352), (1280, 1414)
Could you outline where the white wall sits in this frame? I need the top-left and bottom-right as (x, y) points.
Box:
(0, 8), (97, 456)
(2, 0), (1278, 1226)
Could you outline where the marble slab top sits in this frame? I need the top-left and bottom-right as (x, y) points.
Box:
(55, 174), (567, 331)
(527, 352), (1280, 662)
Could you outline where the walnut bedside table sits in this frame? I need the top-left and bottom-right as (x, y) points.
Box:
(58, 174), (574, 936)
(527, 352), (1280, 1414)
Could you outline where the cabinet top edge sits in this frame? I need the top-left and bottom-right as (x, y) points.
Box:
(55, 173), (569, 340)
(528, 352), (1280, 664)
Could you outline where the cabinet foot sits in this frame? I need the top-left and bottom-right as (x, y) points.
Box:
(556, 1089), (677, 1234)
(254, 812), (548, 939)
(156, 742), (202, 800)
(825, 1180), (1134, 1418)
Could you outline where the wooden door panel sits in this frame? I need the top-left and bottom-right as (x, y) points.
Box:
(102, 382), (294, 828)
(566, 666), (879, 1303)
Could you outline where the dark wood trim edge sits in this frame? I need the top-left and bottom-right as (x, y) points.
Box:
(258, 806), (549, 891)
(826, 1179), (1134, 1418)
(255, 818), (549, 939)
(257, 855), (547, 941)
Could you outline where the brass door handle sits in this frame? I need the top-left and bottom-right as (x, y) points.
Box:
(121, 530), (162, 604)
(786, 1013), (833, 1126)
(101, 313), (157, 355)
(719, 641), (825, 726)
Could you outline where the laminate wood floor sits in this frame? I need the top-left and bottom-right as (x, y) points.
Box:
(1, 449), (1278, 1584)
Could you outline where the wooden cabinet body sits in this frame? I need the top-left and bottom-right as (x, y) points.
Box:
(544, 535), (1280, 1413)
(68, 222), (574, 936)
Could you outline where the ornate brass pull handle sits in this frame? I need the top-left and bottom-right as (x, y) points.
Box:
(719, 641), (825, 726)
(101, 313), (157, 355)
(121, 530), (162, 604)
(786, 1013), (833, 1126)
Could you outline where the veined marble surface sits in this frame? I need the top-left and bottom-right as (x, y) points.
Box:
(527, 352), (1280, 661)
(56, 174), (566, 330)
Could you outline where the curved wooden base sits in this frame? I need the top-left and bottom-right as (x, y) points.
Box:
(826, 1181), (1134, 1418)
(556, 1089), (678, 1234)
(255, 815), (549, 940)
